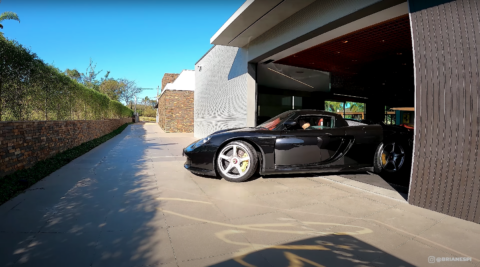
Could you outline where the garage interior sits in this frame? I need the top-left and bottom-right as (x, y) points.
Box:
(256, 14), (415, 189)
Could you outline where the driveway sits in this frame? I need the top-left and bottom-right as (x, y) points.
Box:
(1, 123), (479, 267)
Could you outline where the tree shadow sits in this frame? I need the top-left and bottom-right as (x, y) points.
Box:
(0, 124), (180, 267)
(209, 234), (415, 267)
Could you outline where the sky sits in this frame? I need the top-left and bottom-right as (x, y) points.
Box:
(0, 0), (245, 101)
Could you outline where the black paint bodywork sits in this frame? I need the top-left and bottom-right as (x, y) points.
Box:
(183, 110), (413, 177)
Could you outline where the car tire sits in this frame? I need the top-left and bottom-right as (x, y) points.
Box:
(374, 139), (411, 178)
(216, 141), (258, 183)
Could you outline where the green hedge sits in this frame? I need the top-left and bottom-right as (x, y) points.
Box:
(0, 37), (133, 121)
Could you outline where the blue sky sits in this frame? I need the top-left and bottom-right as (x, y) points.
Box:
(1, 0), (244, 101)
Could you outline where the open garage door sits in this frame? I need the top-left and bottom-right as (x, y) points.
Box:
(255, 14), (414, 189)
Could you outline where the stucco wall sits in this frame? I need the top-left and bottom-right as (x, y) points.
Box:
(194, 46), (250, 138)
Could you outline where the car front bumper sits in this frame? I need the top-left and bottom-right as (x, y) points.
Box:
(183, 144), (217, 177)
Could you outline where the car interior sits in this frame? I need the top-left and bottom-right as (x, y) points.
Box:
(293, 116), (334, 130)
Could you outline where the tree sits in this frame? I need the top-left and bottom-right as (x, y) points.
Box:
(142, 96), (149, 106)
(82, 58), (108, 91)
(0, 6), (20, 37)
(118, 78), (141, 108)
(149, 99), (157, 108)
(99, 79), (123, 101)
(325, 101), (344, 113)
(348, 102), (365, 112)
(65, 69), (82, 83)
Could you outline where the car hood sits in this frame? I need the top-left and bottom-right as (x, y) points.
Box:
(210, 127), (259, 136)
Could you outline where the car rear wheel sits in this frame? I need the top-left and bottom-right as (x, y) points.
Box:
(217, 141), (258, 182)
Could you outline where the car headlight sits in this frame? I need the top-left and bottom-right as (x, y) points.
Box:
(195, 136), (211, 147)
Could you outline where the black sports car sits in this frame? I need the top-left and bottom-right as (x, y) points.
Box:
(183, 110), (413, 182)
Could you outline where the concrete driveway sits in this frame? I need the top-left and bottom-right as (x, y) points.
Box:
(1, 123), (479, 267)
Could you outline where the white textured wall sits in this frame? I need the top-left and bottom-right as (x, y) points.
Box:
(194, 45), (249, 138)
(246, 0), (381, 61)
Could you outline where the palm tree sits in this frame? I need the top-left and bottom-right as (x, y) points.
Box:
(0, 2), (20, 36)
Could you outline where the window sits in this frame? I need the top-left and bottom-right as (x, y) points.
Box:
(294, 115), (334, 130)
(345, 101), (366, 120)
(325, 101), (345, 115)
(256, 111), (294, 130)
(293, 96), (302, 109)
(257, 94), (303, 119)
(325, 101), (366, 120)
(384, 106), (396, 125)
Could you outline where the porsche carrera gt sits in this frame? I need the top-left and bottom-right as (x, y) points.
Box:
(183, 110), (413, 182)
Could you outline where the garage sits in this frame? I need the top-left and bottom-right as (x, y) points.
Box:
(253, 14), (415, 187)
(195, 0), (480, 223)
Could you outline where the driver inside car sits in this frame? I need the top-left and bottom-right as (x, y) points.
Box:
(298, 119), (311, 130)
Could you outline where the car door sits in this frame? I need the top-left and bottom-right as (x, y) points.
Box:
(275, 129), (321, 166)
(316, 127), (349, 165)
(343, 125), (383, 165)
(274, 115), (347, 166)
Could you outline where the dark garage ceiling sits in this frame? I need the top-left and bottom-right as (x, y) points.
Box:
(274, 15), (414, 104)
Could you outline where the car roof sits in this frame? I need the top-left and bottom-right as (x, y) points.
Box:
(291, 110), (340, 117)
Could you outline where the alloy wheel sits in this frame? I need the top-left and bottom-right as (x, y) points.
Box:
(381, 142), (405, 173)
(217, 144), (251, 179)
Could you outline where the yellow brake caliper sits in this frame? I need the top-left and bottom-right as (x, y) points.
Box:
(240, 153), (249, 173)
(381, 153), (387, 165)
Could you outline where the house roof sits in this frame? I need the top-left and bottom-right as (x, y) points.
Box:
(210, 0), (315, 47)
(158, 70), (195, 98)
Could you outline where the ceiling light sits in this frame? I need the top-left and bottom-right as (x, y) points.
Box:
(342, 40), (348, 43)
(267, 68), (314, 88)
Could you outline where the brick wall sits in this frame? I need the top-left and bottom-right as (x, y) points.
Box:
(157, 90), (194, 133)
(158, 92), (167, 130)
(161, 73), (179, 90)
(0, 118), (131, 177)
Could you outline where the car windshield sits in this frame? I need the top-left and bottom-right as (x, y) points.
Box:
(256, 111), (294, 130)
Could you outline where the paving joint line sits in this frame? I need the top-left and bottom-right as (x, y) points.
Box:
(330, 183), (406, 202)
(249, 184), (325, 198)
(167, 222), (208, 229)
(188, 176), (230, 221)
(180, 249), (252, 263)
(223, 211), (277, 222)
(162, 214), (180, 267)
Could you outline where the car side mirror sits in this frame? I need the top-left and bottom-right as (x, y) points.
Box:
(284, 120), (297, 129)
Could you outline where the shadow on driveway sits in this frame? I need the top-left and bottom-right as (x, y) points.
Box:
(210, 234), (414, 267)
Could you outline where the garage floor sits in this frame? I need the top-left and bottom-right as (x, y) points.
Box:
(0, 123), (478, 267)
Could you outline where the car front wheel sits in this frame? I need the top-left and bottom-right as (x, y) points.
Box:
(216, 141), (258, 182)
